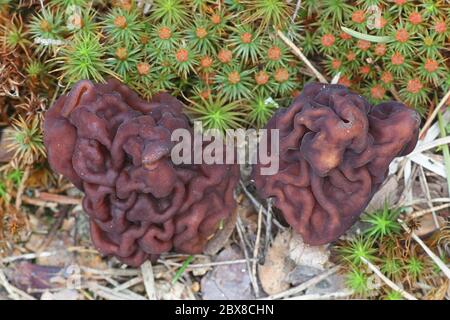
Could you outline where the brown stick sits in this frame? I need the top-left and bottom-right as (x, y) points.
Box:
(37, 192), (82, 205)
(276, 30), (328, 84)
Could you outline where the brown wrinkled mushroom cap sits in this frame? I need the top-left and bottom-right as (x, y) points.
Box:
(253, 82), (420, 245)
(44, 79), (240, 266)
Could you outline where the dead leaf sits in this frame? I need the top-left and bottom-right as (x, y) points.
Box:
(415, 213), (446, 237)
(258, 230), (294, 295)
(201, 245), (255, 300)
(7, 262), (64, 293)
(305, 273), (346, 295)
(155, 280), (195, 300)
(191, 256), (212, 277)
(287, 265), (322, 286)
(366, 175), (399, 213)
(0, 127), (14, 163)
(288, 233), (329, 269)
(61, 217), (76, 232)
(75, 252), (108, 270)
(204, 202), (240, 255)
(36, 236), (74, 266)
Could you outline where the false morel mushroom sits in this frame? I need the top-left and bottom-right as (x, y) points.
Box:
(44, 79), (240, 266)
(253, 82), (420, 245)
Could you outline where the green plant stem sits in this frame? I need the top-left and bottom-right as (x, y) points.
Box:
(172, 255), (194, 284)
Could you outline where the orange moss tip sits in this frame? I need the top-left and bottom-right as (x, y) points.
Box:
(176, 49), (189, 62)
(218, 49), (232, 63)
(158, 27), (171, 40)
(408, 12), (422, 25)
(381, 71), (394, 84)
(321, 34), (335, 47)
(118, 0), (132, 10)
(339, 32), (352, 40)
(240, 32), (253, 44)
(374, 16), (387, 29)
(267, 46), (282, 61)
(228, 71), (241, 84)
(346, 51), (356, 62)
(338, 75), (351, 87)
(351, 10), (365, 24)
(199, 89), (211, 99)
(424, 59), (438, 73)
(370, 84), (385, 99)
(255, 71), (269, 85)
(406, 78), (423, 94)
(114, 15), (127, 29)
(395, 29), (409, 43)
(360, 65), (371, 76)
(137, 62), (150, 75)
(434, 20), (447, 34)
(374, 43), (386, 56)
(210, 14), (221, 25)
(331, 59), (342, 70)
(274, 68), (289, 83)
(200, 55), (213, 68)
(195, 27), (208, 39)
(357, 40), (371, 51)
(115, 47), (128, 60)
(391, 52), (404, 65)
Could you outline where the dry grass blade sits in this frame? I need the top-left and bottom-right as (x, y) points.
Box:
(408, 203), (450, 220)
(15, 165), (30, 210)
(113, 277), (143, 292)
(361, 257), (417, 300)
(408, 137), (450, 156)
(400, 220), (450, 280)
(420, 89), (450, 139)
(88, 282), (146, 300)
(159, 258), (257, 269)
(141, 260), (157, 300)
(286, 290), (353, 300)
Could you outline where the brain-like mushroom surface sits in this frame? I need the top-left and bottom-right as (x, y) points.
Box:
(253, 82), (420, 245)
(44, 79), (240, 266)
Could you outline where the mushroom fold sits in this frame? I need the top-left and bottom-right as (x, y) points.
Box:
(253, 82), (420, 245)
(44, 79), (240, 266)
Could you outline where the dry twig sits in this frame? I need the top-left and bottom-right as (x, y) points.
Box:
(276, 30), (328, 83)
